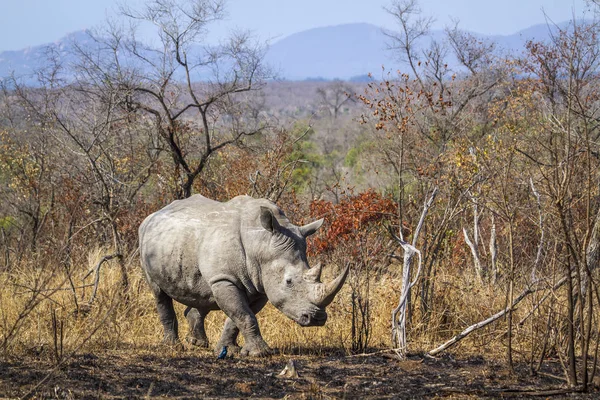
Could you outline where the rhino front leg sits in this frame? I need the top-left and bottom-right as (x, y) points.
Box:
(184, 307), (209, 348)
(211, 281), (273, 357)
(215, 317), (240, 354)
(215, 296), (268, 355)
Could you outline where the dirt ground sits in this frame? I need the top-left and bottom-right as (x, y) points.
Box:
(1, 346), (599, 399)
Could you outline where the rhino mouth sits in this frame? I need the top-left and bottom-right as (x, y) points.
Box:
(297, 310), (328, 327)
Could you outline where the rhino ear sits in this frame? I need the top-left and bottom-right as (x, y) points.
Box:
(260, 206), (280, 233)
(300, 218), (324, 237)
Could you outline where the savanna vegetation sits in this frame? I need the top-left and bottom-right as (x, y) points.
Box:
(3, 0), (600, 397)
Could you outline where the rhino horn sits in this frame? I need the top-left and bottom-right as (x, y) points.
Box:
(300, 218), (324, 237)
(313, 263), (350, 307)
(303, 263), (323, 283)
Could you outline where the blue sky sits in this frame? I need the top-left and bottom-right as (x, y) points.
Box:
(0, 0), (592, 52)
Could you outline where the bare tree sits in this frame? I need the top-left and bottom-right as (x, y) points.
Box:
(316, 80), (355, 121)
(75, 0), (271, 198)
(384, 0), (434, 87)
(514, 19), (600, 388)
(0, 53), (65, 255)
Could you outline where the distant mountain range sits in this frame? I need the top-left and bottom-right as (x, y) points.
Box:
(0, 21), (574, 83)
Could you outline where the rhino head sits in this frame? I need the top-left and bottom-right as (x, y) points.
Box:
(257, 206), (349, 326)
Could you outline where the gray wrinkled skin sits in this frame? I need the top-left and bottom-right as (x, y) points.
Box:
(139, 194), (349, 356)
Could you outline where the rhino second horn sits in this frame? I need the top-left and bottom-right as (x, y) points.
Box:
(313, 263), (350, 307)
(304, 263), (323, 283)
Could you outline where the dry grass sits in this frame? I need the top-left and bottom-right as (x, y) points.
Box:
(0, 248), (543, 363)
(4, 248), (593, 399)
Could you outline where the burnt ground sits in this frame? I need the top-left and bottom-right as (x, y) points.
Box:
(1, 346), (599, 399)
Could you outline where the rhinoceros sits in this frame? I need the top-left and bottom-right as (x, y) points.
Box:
(139, 194), (348, 356)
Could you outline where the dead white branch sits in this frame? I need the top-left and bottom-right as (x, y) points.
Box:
(463, 227), (483, 282)
(530, 178), (544, 281)
(463, 191), (484, 282)
(411, 187), (438, 246)
(391, 242), (422, 353)
(489, 214), (497, 283)
(390, 187), (437, 357)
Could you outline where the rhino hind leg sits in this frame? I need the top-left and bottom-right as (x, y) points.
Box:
(155, 290), (180, 345)
(184, 307), (209, 348)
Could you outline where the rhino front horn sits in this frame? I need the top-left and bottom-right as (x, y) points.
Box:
(304, 263), (323, 282)
(313, 263), (350, 307)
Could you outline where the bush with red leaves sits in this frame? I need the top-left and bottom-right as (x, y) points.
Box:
(308, 189), (398, 256)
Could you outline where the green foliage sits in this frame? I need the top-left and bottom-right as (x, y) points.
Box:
(344, 137), (375, 182)
(0, 216), (15, 231)
(285, 124), (324, 193)
(344, 146), (360, 168)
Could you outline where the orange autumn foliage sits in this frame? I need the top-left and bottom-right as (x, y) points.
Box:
(308, 189), (398, 255)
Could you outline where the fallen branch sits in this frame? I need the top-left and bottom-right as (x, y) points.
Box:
(428, 275), (568, 357)
(496, 387), (582, 397)
(518, 290), (552, 327)
(345, 349), (402, 358)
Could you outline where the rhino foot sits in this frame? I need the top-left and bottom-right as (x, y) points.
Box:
(240, 343), (277, 357)
(186, 336), (209, 348)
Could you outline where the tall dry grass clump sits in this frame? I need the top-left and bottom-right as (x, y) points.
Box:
(1, 248), (152, 360)
(1, 244), (542, 363)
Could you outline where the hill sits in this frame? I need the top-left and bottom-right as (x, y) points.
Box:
(0, 21), (579, 82)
